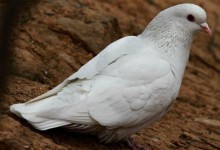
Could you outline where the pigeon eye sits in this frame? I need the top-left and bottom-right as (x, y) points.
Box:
(187, 14), (195, 22)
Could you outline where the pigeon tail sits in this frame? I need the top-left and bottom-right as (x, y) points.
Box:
(10, 96), (71, 130)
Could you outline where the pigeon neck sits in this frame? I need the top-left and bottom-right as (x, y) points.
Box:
(139, 16), (194, 77)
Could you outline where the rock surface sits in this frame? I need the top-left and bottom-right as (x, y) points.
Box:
(0, 0), (220, 149)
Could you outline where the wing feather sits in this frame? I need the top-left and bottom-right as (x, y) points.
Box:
(88, 58), (173, 128)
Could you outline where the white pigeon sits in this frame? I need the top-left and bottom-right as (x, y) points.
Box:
(10, 3), (211, 148)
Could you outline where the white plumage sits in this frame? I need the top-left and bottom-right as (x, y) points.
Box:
(10, 3), (210, 143)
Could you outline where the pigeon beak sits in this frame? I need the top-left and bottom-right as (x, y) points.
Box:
(200, 22), (212, 36)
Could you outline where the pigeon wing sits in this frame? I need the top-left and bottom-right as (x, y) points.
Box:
(87, 57), (174, 128)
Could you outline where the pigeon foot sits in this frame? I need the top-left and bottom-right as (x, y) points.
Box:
(126, 137), (147, 150)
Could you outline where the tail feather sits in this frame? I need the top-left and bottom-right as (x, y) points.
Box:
(10, 96), (71, 130)
(29, 120), (70, 131)
(10, 81), (95, 131)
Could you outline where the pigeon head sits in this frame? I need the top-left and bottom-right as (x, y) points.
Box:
(161, 3), (211, 36)
(140, 3), (211, 51)
(141, 3), (211, 40)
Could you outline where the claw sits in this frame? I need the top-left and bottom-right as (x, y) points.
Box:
(126, 137), (147, 150)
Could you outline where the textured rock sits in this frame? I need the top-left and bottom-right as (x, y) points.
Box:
(0, 0), (220, 149)
(10, 0), (122, 86)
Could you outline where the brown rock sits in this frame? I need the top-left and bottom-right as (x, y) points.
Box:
(1, 0), (220, 150)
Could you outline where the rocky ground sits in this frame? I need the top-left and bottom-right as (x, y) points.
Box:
(0, 0), (220, 149)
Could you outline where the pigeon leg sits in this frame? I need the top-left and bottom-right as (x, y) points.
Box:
(126, 137), (147, 150)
